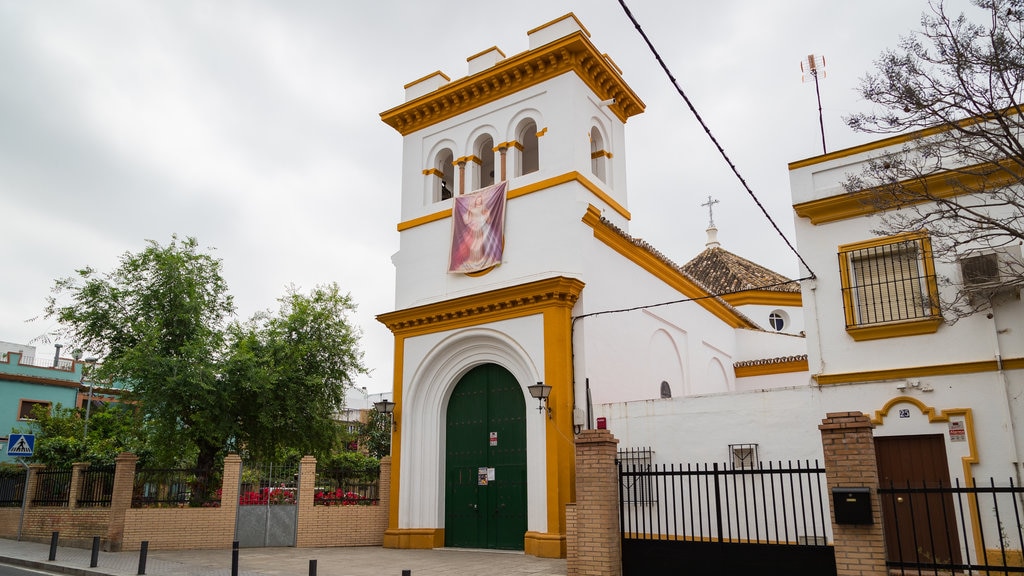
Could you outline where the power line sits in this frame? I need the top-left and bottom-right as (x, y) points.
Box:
(572, 276), (813, 322)
(616, 0), (817, 280)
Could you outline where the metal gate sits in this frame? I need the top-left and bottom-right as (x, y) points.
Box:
(619, 457), (836, 576)
(236, 462), (299, 547)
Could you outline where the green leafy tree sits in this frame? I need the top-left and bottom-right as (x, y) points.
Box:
(19, 403), (149, 467)
(360, 409), (392, 459)
(45, 235), (367, 479)
(226, 283), (368, 461)
(46, 235), (233, 477)
(845, 0), (1024, 318)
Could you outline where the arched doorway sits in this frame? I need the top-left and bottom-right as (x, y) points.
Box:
(445, 363), (527, 550)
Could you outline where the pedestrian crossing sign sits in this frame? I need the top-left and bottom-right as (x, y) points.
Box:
(6, 434), (34, 457)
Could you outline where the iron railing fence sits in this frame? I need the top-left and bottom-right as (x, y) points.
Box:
(132, 468), (221, 508)
(619, 460), (830, 546)
(238, 462), (299, 506)
(77, 465), (115, 507)
(878, 477), (1024, 574)
(32, 468), (73, 506)
(313, 467), (379, 506)
(0, 468), (26, 507)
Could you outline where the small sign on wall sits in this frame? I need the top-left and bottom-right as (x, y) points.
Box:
(489, 432), (498, 446)
(478, 467), (488, 485)
(949, 420), (966, 442)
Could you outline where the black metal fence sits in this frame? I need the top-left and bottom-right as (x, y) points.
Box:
(878, 477), (1024, 574)
(132, 469), (222, 508)
(0, 467), (26, 507)
(620, 460), (830, 544)
(619, 459), (836, 576)
(314, 467), (379, 506)
(77, 465), (115, 507)
(32, 468), (72, 507)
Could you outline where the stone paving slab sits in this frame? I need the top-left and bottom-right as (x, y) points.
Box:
(0, 538), (567, 576)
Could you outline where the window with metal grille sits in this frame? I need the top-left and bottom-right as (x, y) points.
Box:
(838, 233), (939, 329)
(729, 443), (759, 469)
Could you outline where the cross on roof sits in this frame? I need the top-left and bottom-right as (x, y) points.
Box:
(700, 195), (719, 228)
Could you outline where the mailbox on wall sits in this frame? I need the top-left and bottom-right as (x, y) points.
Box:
(832, 487), (873, 524)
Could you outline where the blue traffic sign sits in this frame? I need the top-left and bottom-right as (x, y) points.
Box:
(6, 434), (34, 457)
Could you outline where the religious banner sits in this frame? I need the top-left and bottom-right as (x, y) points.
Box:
(448, 181), (507, 273)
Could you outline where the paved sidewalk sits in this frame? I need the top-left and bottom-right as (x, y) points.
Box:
(0, 538), (567, 576)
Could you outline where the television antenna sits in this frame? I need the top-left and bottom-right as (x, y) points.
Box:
(800, 54), (827, 155)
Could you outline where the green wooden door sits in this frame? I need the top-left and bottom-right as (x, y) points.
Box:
(445, 363), (527, 550)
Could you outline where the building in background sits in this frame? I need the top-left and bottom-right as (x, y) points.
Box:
(0, 347), (119, 463)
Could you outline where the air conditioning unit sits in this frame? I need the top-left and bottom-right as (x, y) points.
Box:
(959, 245), (1024, 294)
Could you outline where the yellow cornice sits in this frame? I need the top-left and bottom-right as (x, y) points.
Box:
(814, 357), (1024, 385)
(722, 290), (801, 307)
(396, 171), (630, 232)
(380, 32), (645, 135)
(787, 110), (1013, 170)
(376, 276), (585, 337)
(793, 161), (1023, 225)
(582, 205), (758, 330)
(734, 357), (809, 378)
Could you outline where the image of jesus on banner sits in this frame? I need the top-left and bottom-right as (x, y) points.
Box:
(448, 181), (507, 273)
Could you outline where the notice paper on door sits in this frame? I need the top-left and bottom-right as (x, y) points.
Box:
(478, 467), (488, 485)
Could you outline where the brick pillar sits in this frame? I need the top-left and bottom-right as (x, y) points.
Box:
(378, 456), (391, 508)
(69, 462), (89, 509)
(819, 412), (887, 576)
(26, 464), (43, 505)
(565, 503), (577, 576)
(573, 429), (620, 576)
(295, 455), (317, 547)
(105, 452), (137, 551)
(220, 453), (242, 547)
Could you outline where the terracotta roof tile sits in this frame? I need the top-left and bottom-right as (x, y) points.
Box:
(681, 246), (800, 295)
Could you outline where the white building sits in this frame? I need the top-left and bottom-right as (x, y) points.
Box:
(789, 125), (1024, 564)
(376, 14), (808, 558)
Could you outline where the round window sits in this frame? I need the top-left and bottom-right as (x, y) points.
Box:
(768, 310), (788, 331)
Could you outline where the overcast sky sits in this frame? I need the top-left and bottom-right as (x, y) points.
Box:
(0, 0), (977, 395)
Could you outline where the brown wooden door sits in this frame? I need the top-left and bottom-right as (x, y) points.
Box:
(875, 434), (962, 565)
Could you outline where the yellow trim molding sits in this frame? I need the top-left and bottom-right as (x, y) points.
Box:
(525, 531), (567, 558)
(467, 46), (506, 62)
(377, 275), (584, 337)
(814, 357), (1024, 385)
(396, 171), (630, 232)
(837, 231), (941, 341)
(793, 160), (1024, 225)
(403, 71), (451, 90)
(422, 168), (443, 177)
(845, 318), (942, 341)
(721, 290), (802, 307)
(582, 205), (758, 330)
(734, 357), (809, 378)
(381, 31), (645, 135)
(382, 528), (444, 549)
(527, 12), (591, 39)
(537, 127), (548, 137)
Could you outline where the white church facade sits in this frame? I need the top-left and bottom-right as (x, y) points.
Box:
(376, 14), (809, 558)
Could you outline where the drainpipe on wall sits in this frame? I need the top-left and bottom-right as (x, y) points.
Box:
(988, 310), (1023, 488)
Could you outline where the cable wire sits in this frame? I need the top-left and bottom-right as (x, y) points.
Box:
(616, 0), (817, 279)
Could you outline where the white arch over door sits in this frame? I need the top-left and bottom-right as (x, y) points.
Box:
(399, 327), (548, 533)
